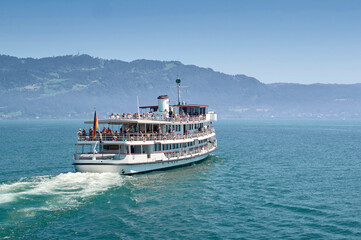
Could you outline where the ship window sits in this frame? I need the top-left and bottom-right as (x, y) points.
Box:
(154, 143), (160, 152)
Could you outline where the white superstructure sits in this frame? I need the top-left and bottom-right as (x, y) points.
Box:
(73, 78), (217, 175)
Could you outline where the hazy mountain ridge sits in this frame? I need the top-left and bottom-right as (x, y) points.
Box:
(1, 54), (361, 120)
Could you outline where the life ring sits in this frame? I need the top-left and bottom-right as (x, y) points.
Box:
(173, 136), (176, 140)
(86, 136), (90, 141)
(180, 119), (182, 123)
(163, 136), (166, 141)
(183, 136), (185, 140)
(143, 137), (146, 142)
(130, 137), (134, 142)
(113, 136), (117, 141)
(153, 137), (157, 141)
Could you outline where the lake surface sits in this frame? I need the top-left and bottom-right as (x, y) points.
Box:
(1, 120), (361, 239)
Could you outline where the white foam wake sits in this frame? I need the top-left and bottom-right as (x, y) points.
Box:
(0, 172), (123, 213)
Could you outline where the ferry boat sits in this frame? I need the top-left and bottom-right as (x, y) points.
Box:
(73, 78), (217, 174)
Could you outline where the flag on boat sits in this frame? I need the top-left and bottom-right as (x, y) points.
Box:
(93, 111), (98, 139)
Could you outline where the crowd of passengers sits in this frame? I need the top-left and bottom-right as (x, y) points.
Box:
(109, 110), (204, 120)
(77, 125), (211, 137)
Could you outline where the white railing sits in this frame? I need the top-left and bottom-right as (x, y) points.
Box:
(164, 142), (217, 159)
(109, 114), (207, 123)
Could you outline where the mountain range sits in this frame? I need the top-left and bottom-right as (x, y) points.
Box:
(1, 54), (361, 120)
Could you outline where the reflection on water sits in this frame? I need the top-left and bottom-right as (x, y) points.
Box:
(125, 154), (222, 188)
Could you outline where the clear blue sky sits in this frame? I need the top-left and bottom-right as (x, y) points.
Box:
(0, 0), (360, 84)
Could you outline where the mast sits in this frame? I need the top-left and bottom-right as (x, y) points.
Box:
(169, 77), (189, 105)
(176, 77), (181, 105)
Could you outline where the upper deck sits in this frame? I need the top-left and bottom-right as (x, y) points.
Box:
(84, 112), (217, 125)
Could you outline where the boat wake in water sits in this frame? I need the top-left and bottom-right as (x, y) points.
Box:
(0, 172), (124, 219)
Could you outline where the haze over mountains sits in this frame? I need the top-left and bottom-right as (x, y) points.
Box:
(1, 54), (361, 120)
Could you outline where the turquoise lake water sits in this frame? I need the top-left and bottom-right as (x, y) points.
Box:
(1, 120), (361, 239)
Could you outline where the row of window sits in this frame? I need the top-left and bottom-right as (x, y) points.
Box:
(154, 139), (209, 152)
(166, 123), (206, 132)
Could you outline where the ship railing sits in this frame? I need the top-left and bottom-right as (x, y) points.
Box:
(164, 142), (217, 159)
(108, 114), (207, 123)
(77, 128), (215, 142)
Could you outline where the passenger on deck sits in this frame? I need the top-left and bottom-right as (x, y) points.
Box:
(110, 113), (115, 119)
(77, 129), (82, 135)
(89, 127), (93, 135)
(102, 127), (107, 134)
(82, 128), (86, 135)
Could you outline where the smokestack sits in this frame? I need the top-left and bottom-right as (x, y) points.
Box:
(157, 95), (169, 113)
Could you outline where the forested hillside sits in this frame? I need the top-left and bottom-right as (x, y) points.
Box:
(1, 54), (361, 119)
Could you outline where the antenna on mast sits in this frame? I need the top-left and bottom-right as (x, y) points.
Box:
(168, 76), (189, 105)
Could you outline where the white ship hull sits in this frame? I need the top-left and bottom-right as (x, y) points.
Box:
(74, 147), (216, 175)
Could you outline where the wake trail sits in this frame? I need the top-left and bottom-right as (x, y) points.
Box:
(0, 172), (123, 215)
